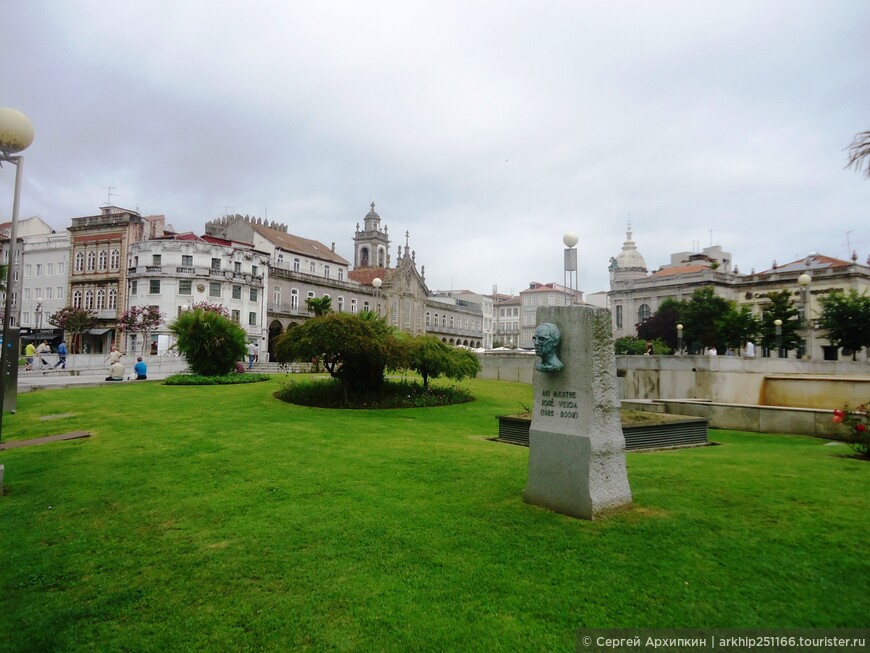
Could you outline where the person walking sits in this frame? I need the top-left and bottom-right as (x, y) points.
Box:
(24, 341), (36, 371)
(246, 341), (256, 370)
(54, 341), (68, 369)
(36, 341), (51, 370)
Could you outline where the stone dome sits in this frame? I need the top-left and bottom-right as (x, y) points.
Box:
(614, 226), (647, 271)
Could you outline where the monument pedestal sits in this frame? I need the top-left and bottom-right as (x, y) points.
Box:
(523, 306), (632, 520)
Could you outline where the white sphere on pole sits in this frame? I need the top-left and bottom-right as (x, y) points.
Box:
(563, 233), (579, 248)
(0, 108), (35, 154)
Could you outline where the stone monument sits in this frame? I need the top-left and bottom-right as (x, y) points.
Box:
(523, 305), (632, 519)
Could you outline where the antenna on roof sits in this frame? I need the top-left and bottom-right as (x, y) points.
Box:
(104, 186), (118, 206)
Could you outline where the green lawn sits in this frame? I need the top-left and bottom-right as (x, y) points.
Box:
(0, 377), (867, 652)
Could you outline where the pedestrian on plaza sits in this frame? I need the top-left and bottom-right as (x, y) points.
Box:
(253, 343), (259, 364)
(54, 341), (68, 369)
(133, 356), (147, 380)
(106, 345), (122, 369)
(246, 341), (256, 370)
(24, 342), (36, 371)
(36, 340), (51, 369)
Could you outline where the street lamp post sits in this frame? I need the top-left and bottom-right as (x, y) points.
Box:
(372, 277), (382, 316)
(35, 297), (43, 332)
(676, 323), (683, 355)
(0, 108), (35, 443)
(774, 319), (783, 358)
(563, 233), (578, 305)
(798, 271), (812, 359)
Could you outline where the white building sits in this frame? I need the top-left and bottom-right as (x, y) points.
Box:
(126, 233), (270, 355)
(20, 230), (69, 347)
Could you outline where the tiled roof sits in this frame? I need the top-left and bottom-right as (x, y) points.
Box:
(651, 264), (710, 277)
(759, 254), (852, 275)
(249, 221), (349, 266)
(348, 268), (391, 286)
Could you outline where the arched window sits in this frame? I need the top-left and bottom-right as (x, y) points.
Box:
(638, 304), (651, 323)
(110, 249), (120, 269)
(108, 289), (117, 309)
(98, 250), (108, 271)
(96, 289), (105, 309)
(72, 290), (82, 308)
(337, 296), (344, 312)
(616, 305), (623, 328)
(75, 252), (84, 273)
(86, 251), (96, 272)
(84, 290), (94, 309)
(360, 247), (369, 267)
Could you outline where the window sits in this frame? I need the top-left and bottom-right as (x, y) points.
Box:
(23, 288), (31, 301)
(337, 296), (344, 312)
(98, 250), (108, 270)
(638, 304), (651, 323)
(405, 300), (411, 326)
(211, 258), (221, 271)
(152, 254), (162, 266)
(209, 282), (221, 297)
(435, 313), (440, 327)
(338, 268), (344, 282)
(250, 288), (258, 302)
(45, 287), (53, 300)
(130, 280), (137, 295)
(86, 251), (96, 272)
(231, 310), (240, 323)
(84, 290), (94, 309)
(426, 311), (431, 326)
(47, 263), (54, 275)
(616, 305), (623, 328)
(232, 285), (242, 300)
(293, 258), (300, 272)
(234, 261), (241, 273)
(273, 288), (281, 306)
(248, 312), (257, 326)
(182, 255), (193, 267)
(58, 262), (65, 275)
(35, 264), (43, 277)
(108, 289), (117, 309)
(251, 265), (258, 277)
(24, 264), (32, 277)
(10, 291), (16, 308)
(450, 316), (455, 328)
(75, 252), (84, 273)
(150, 280), (161, 294)
(309, 262), (316, 274)
(324, 265), (330, 279)
(290, 289), (299, 310)
(179, 279), (192, 295)
(363, 301), (370, 312)
(57, 286), (64, 299)
(96, 289), (105, 309)
(110, 249), (120, 269)
(351, 298), (357, 314)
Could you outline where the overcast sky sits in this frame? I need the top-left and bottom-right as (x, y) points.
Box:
(2, 1), (868, 296)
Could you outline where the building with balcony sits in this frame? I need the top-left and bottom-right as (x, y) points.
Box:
(126, 232), (271, 355)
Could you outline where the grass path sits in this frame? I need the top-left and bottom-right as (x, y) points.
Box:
(0, 377), (867, 652)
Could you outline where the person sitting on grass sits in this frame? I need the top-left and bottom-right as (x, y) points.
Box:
(234, 360), (246, 374)
(134, 356), (147, 380)
(105, 361), (125, 382)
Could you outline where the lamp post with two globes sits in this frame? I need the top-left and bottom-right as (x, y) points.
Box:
(0, 108), (35, 442)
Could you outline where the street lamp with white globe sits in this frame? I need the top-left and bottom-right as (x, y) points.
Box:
(563, 232), (579, 305)
(0, 108), (35, 441)
(372, 277), (382, 315)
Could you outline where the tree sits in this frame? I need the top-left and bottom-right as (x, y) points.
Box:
(47, 306), (98, 353)
(306, 296), (332, 316)
(636, 298), (685, 351)
(169, 307), (247, 376)
(846, 130), (870, 178)
(818, 289), (870, 361)
(117, 305), (164, 356)
(407, 335), (481, 389)
(758, 290), (801, 355)
(718, 305), (761, 352)
(0, 264), (6, 293)
(679, 286), (733, 352)
(273, 312), (406, 402)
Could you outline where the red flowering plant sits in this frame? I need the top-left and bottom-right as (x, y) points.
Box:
(832, 401), (870, 459)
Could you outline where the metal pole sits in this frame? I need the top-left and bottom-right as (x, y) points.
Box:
(0, 154), (23, 443)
